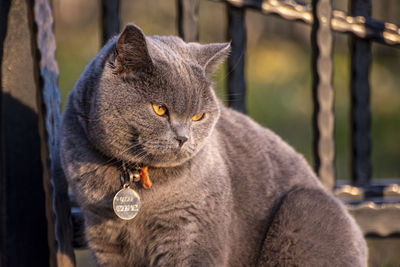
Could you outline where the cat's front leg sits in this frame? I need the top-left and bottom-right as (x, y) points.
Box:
(91, 249), (126, 267)
(85, 216), (131, 267)
(257, 187), (367, 266)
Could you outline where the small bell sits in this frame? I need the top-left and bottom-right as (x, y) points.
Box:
(130, 171), (141, 182)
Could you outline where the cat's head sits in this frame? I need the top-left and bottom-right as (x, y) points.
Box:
(84, 23), (230, 167)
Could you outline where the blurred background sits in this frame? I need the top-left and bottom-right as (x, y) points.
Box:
(52, 0), (400, 266)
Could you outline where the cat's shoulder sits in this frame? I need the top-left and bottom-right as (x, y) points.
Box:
(216, 105), (294, 152)
(215, 105), (315, 175)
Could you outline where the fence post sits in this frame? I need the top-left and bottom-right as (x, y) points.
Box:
(177, 0), (199, 42)
(350, 0), (372, 186)
(101, 0), (120, 45)
(311, 0), (335, 190)
(34, 0), (76, 266)
(0, 0), (50, 266)
(227, 5), (247, 114)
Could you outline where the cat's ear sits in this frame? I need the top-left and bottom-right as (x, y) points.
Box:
(199, 42), (231, 76)
(115, 23), (153, 75)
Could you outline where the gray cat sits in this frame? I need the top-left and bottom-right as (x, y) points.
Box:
(60, 23), (367, 266)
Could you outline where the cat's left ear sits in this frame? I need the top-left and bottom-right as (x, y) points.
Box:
(199, 42), (231, 76)
(115, 23), (153, 75)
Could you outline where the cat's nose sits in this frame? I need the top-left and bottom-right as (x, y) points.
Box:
(175, 135), (188, 147)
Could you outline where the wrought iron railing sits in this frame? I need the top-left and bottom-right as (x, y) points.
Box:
(1, 0), (399, 266)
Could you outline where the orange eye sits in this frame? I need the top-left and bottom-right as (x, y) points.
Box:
(152, 104), (167, 116)
(192, 113), (205, 121)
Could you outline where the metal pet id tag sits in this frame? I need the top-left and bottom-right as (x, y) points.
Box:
(113, 186), (141, 220)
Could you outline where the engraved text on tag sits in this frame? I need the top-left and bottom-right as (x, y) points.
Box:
(113, 187), (140, 220)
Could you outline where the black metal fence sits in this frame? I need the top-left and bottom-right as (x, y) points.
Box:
(1, 0), (399, 266)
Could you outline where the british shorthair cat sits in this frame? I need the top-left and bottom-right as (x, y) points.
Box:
(60, 23), (367, 266)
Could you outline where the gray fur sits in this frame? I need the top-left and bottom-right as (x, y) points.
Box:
(60, 23), (367, 266)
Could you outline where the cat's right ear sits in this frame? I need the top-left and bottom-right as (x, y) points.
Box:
(115, 23), (153, 76)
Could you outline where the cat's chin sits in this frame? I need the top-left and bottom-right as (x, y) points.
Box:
(149, 160), (188, 168)
(126, 149), (197, 168)
(142, 153), (194, 168)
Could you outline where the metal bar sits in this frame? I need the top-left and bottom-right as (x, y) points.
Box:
(335, 180), (400, 200)
(350, 0), (372, 187)
(0, 0), (50, 266)
(347, 202), (400, 237)
(33, 0), (76, 266)
(101, 0), (120, 45)
(227, 4), (247, 113)
(177, 0), (200, 42)
(311, 0), (335, 190)
(71, 207), (87, 248)
(211, 0), (400, 47)
(0, 0), (10, 264)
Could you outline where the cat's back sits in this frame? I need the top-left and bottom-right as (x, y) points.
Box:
(215, 105), (320, 192)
